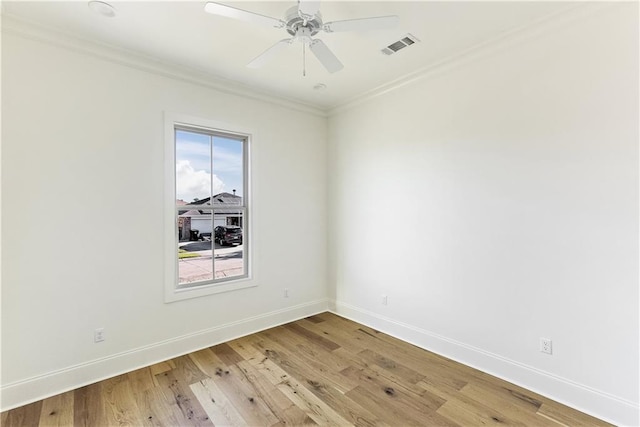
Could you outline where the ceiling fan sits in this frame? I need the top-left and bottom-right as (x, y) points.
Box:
(204, 0), (399, 74)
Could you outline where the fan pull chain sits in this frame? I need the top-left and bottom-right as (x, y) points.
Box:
(302, 43), (306, 77)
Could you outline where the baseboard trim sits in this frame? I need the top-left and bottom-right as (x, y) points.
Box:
(1, 298), (329, 412)
(331, 300), (639, 427)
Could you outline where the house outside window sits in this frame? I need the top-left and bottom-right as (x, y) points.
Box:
(165, 114), (252, 302)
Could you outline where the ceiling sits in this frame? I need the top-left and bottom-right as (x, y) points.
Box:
(2, 1), (574, 110)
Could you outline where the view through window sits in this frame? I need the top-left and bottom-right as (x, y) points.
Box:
(175, 126), (247, 287)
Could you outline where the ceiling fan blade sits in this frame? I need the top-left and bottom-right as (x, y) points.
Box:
(309, 39), (343, 73)
(247, 39), (292, 69)
(204, 2), (285, 29)
(298, 0), (321, 17)
(323, 15), (399, 33)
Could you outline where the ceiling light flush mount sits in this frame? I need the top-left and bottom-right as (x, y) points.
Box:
(88, 1), (116, 18)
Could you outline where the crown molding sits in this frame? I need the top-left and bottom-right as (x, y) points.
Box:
(1, 14), (327, 118)
(1, 2), (622, 119)
(327, 2), (618, 116)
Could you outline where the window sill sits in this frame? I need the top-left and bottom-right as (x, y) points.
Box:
(164, 277), (256, 303)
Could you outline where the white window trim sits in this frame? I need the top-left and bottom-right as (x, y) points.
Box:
(164, 112), (254, 303)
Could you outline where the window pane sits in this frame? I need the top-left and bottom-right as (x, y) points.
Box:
(177, 209), (213, 285)
(213, 136), (243, 202)
(176, 130), (212, 204)
(214, 211), (244, 279)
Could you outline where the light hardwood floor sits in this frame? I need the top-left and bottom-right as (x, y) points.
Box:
(1, 312), (612, 426)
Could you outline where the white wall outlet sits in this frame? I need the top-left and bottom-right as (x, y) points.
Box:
(284, 288), (289, 298)
(540, 337), (552, 354)
(94, 328), (105, 343)
(382, 295), (388, 305)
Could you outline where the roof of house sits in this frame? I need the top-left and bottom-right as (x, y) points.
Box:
(178, 193), (242, 216)
(190, 192), (242, 206)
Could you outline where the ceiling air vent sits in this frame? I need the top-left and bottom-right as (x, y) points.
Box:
(381, 33), (420, 56)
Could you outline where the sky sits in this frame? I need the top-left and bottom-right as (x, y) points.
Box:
(175, 129), (244, 203)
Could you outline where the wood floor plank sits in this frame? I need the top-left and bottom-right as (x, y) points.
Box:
(319, 312), (363, 331)
(296, 373), (391, 427)
(227, 336), (268, 362)
(263, 326), (353, 374)
(128, 366), (157, 394)
(341, 365), (445, 414)
(348, 326), (477, 386)
(202, 363), (280, 426)
(188, 347), (231, 379)
(190, 378), (249, 426)
(134, 386), (183, 427)
(537, 402), (615, 426)
(154, 369), (214, 426)
(210, 342), (245, 366)
(468, 369), (551, 406)
(72, 386), (89, 427)
(283, 322), (341, 351)
(235, 335), (369, 424)
(461, 380), (542, 412)
(356, 348), (426, 385)
(262, 327), (350, 371)
(363, 360), (434, 402)
(255, 331), (361, 394)
(437, 392), (526, 427)
(4, 400), (42, 427)
(296, 318), (370, 354)
(304, 314), (326, 324)
(1, 313), (613, 427)
(149, 360), (176, 378)
(288, 343), (353, 376)
(345, 383), (458, 427)
(236, 360), (317, 426)
(415, 377), (467, 402)
(273, 371), (353, 426)
(246, 355), (352, 426)
(100, 374), (145, 426)
(78, 381), (106, 426)
(38, 390), (74, 427)
(355, 324), (463, 369)
(171, 354), (211, 385)
(307, 312), (339, 323)
(458, 382), (556, 426)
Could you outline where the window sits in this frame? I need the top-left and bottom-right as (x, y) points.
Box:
(165, 114), (252, 302)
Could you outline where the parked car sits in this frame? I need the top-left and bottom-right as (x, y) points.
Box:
(214, 225), (243, 246)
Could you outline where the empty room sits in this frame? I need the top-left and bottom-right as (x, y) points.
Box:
(1, 1), (638, 426)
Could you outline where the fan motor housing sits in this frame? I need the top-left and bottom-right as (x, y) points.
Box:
(285, 6), (322, 36)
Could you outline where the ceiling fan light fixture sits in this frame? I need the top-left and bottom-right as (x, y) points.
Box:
(88, 1), (116, 18)
(204, 1), (399, 74)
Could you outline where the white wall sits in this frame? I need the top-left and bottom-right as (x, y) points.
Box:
(328, 4), (638, 425)
(1, 28), (328, 407)
(2, 4), (638, 425)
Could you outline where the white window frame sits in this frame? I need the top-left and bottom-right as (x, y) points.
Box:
(164, 112), (254, 303)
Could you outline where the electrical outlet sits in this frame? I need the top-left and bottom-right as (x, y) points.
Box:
(382, 295), (388, 305)
(284, 288), (289, 298)
(540, 337), (552, 355)
(94, 328), (105, 343)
